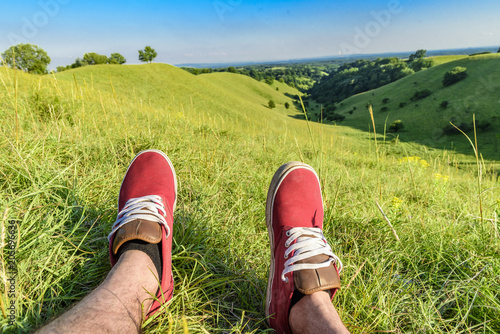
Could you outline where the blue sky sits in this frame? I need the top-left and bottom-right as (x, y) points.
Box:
(1, 0), (499, 68)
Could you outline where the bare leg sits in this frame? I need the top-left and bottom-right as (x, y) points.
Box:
(289, 291), (349, 334)
(37, 250), (159, 334)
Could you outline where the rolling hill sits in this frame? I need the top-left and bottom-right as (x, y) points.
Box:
(309, 53), (500, 160)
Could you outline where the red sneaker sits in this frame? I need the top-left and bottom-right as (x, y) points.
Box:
(265, 162), (342, 333)
(108, 149), (177, 318)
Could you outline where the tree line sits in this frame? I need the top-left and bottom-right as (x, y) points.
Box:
(182, 62), (341, 90)
(1, 43), (158, 73)
(56, 52), (127, 72)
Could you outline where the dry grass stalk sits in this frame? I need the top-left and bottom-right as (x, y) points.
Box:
(345, 260), (367, 290)
(450, 117), (483, 226)
(368, 104), (379, 162)
(375, 201), (400, 242)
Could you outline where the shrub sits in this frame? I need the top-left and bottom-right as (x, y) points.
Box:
(440, 101), (449, 109)
(410, 58), (435, 71)
(284, 102), (290, 109)
(477, 120), (492, 132)
(382, 98), (390, 104)
(268, 100), (276, 109)
(389, 120), (404, 132)
(443, 67), (467, 87)
(443, 122), (471, 135)
(399, 102), (407, 108)
(411, 89), (432, 101)
(29, 91), (72, 124)
(327, 113), (346, 122)
(443, 119), (492, 135)
(381, 106), (389, 112)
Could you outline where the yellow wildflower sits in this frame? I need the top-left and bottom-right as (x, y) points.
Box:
(398, 156), (429, 168)
(419, 159), (430, 168)
(392, 197), (403, 209)
(434, 173), (449, 182)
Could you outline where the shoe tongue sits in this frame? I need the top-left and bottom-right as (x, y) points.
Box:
(112, 219), (162, 255)
(293, 254), (340, 294)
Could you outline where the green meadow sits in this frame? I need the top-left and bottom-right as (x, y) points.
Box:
(1, 62), (499, 333)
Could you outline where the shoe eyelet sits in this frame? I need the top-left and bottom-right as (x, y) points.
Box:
(286, 230), (290, 236)
(285, 242), (289, 248)
(284, 254), (288, 259)
(285, 277), (289, 283)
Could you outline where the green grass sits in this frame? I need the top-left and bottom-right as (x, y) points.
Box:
(309, 53), (500, 160)
(1, 63), (500, 333)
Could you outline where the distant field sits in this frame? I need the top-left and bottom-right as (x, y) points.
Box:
(428, 55), (468, 65)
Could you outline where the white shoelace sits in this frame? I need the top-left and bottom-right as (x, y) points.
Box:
(107, 195), (170, 242)
(281, 227), (343, 282)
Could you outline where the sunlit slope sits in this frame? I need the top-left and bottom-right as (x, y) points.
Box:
(55, 63), (303, 133)
(428, 55), (468, 65)
(333, 53), (500, 159)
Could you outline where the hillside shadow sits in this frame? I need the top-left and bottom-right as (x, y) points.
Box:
(291, 112), (500, 162)
(284, 92), (298, 99)
(288, 113), (306, 120)
(355, 124), (499, 162)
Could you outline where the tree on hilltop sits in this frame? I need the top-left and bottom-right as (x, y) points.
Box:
(1, 43), (51, 74)
(83, 52), (108, 65)
(408, 49), (427, 62)
(497, 47), (500, 53)
(108, 53), (126, 64)
(139, 46), (157, 63)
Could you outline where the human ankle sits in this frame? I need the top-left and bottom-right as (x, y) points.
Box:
(111, 250), (159, 290)
(289, 291), (341, 334)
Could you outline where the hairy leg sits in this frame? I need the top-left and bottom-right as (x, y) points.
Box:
(36, 250), (159, 334)
(289, 291), (349, 334)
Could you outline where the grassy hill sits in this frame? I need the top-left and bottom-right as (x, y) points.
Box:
(1, 63), (499, 333)
(308, 53), (500, 160)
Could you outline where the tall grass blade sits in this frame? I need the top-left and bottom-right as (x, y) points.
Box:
(298, 94), (316, 155)
(450, 117), (483, 225)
